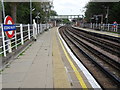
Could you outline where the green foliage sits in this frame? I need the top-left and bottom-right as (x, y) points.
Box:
(0, 1), (2, 11)
(4, 2), (57, 24)
(17, 2), (30, 24)
(109, 2), (120, 23)
(85, 2), (120, 23)
(4, 2), (11, 16)
(63, 19), (70, 24)
(50, 10), (57, 16)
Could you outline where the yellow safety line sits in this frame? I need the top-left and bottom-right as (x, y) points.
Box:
(58, 37), (88, 89)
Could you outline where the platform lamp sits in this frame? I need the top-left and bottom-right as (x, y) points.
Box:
(42, 2), (50, 30)
(35, 12), (40, 24)
(1, 0), (5, 20)
(30, 0), (36, 25)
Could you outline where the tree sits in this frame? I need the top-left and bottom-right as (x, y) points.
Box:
(10, 2), (18, 23)
(85, 2), (120, 23)
(0, 1), (2, 23)
(50, 10), (57, 16)
(4, 2), (57, 24)
(109, 2), (120, 23)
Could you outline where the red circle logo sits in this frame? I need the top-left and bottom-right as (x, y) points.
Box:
(4, 16), (15, 38)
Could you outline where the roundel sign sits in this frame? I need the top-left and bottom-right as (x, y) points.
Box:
(112, 21), (117, 28)
(3, 16), (16, 38)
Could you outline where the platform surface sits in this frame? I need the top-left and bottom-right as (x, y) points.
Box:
(74, 27), (120, 38)
(1, 27), (100, 89)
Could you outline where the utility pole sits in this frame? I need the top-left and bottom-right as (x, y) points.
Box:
(30, 0), (32, 24)
(106, 6), (109, 24)
(2, 0), (5, 21)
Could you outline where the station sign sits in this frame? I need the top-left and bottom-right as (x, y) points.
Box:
(3, 16), (16, 38)
(112, 21), (117, 28)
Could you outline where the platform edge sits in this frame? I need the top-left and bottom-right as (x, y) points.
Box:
(57, 27), (102, 89)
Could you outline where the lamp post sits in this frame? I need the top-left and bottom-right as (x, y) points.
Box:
(35, 12), (40, 24)
(30, 0), (32, 24)
(2, 0), (5, 20)
(94, 15), (103, 24)
(42, 2), (50, 30)
(30, 0), (36, 25)
(105, 6), (109, 24)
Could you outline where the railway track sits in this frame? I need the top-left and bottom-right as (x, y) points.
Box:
(59, 26), (120, 89)
(69, 27), (120, 57)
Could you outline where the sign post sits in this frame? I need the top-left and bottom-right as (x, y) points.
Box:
(3, 16), (16, 53)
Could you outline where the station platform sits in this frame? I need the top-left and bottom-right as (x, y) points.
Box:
(74, 27), (120, 38)
(1, 27), (101, 89)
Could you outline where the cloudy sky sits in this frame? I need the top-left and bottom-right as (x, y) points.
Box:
(53, 0), (90, 15)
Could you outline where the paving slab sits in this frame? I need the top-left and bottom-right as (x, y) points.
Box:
(2, 30), (53, 88)
(1, 27), (89, 89)
(52, 27), (71, 88)
(3, 82), (21, 88)
(2, 73), (26, 83)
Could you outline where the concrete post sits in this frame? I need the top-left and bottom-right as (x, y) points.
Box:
(40, 24), (42, 33)
(103, 24), (105, 30)
(28, 24), (30, 40)
(8, 39), (12, 53)
(1, 24), (6, 57)
(15, 30), (17, 49)
(93, 23), (94, 29)
(90, 23), (92, 28)
(20, 24), (24, 45)
(33, 19), (37, 41)
(38, 24), (40, 34)
(108, 24), (110, 31)
(116, 25), (118, 32)
(36, 24), (37, 36)
(99, 23), (101, 30)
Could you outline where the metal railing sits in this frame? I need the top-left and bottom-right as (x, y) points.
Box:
(80, 23), (120, 33)
(0, 23), (51, 57)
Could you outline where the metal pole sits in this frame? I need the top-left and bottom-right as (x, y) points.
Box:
(2, 0), (5, 19)
(106, 7), (109, 24)
(30, 0), (32, 24)
(101, 15), (103, 24)
(1, 24), (6, 57)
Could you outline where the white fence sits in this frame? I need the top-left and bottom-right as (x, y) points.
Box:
(0, 23), (51, 57)
(80, 23), (120, 32)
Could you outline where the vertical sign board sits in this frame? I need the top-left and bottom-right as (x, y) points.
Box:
(3, 16), (16, 53)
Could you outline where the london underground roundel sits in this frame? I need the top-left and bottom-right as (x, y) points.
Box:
(4, 16), (16, 38)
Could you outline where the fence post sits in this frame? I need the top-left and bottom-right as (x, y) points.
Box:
(90, 23), (92, 28)
(93, 23), (94, 29)
(32, 24), (34, 37)
(96, 23), (97, 28)
(28, 24), (30, 40)
(8, 39), (12, 53)
(38, 24), (39, 34)
(1, 24), (6, 57)
(15, 30), (17, 49)
(99, 23), (101, 30)
(116, 25), (118, 32)
(33, 22), (37, 40)
(36, 24), (38, 36)
(20, 24), (24, 45)
(103, 24), (105, 30)
(40, 24), (42, 33)
(108, 24), (110, 31)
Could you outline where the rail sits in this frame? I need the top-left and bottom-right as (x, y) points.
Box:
(79, 23), (120, 33)
(0, 23), (52, 57)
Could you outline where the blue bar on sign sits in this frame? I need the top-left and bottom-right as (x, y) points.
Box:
(112, 24), (117, 26)
(3, 24), (16, 31)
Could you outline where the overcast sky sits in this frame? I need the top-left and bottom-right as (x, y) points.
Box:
(53, 0), (90, 15)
